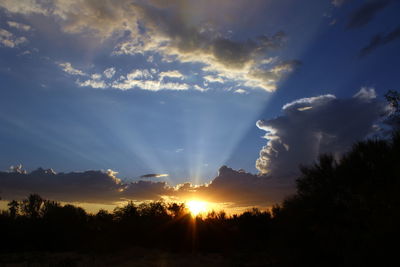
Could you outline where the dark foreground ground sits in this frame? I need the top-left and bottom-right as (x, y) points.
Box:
(0, 249), (277, 267)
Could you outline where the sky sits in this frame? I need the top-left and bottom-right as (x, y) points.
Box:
(0, 0), (399, 211)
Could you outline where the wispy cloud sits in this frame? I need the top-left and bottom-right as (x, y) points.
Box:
(360, 25), (400, 57)
(58, 63), (190, 91)
(347, 0), (392, 29)
(7, 21), (31, 31)
(159, 70), (184, 80)
(331, 0), (349, 7)
(76, 76), (107, 89)
(234, 89), (248, 94)
(58, 62), (87, 76)
(204, 75), (224, 84)
(140, 173), (169, 178)
(113, 80), (190, 91)
(0, 28), (27, 48)
(110, 68), (188, 91)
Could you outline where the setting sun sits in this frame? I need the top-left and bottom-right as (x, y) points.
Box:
(187, 200), (208, 216)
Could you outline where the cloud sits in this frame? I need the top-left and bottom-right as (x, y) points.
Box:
(159, 70), (184, 79)
(183, 166), (294, 206)
(112, 69), (189, 91)
(112, 79), (189, 91)
(0, 0), (298, 93)
(125, 69), (153, 80)
(331, 0), (349, 7)
(150, 32), (297, 92)
(360, 25), (400, 57)
(234, 89), (248, 94)
(58, 62), (87, 76)
(7, 21), (31, 31)
(0, 167), (123, 203)
(0, 165), (293, 207)
(58, 63), (190, 91)
(58, 62), (108, 89)
(76, 77), (107, 89)
(122, 180), (174, 201)
(0, 0), (48, 15)
(347, 0), (392, 29)
(194, 85), (208, 92)
(256, 88), (388, 179)
(0, 28), (27, 48)
(140, 173), (169, 178)
(103, 67), (116, 79)
(353, 87), (377, 100)
(204, 75), (224, 84)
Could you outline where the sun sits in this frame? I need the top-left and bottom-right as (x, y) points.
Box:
(186, 200), (207, 216)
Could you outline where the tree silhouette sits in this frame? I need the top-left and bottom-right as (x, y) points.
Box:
(385, 89), (400, 129)
(385, 90), (400, 113)
(271, 132), (400, 266)
(113, 201), (138, 221)
(7, 200), (19, 218)
(21, 194), (44, 219)
(167, 202), (186, 218)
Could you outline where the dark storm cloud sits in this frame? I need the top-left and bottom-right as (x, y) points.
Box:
(256, 88), (388, 179)
(360, 25), (400, 57)
(347, 0), (392, 29)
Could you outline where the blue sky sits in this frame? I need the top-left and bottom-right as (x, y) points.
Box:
(0, 0), (399, 208)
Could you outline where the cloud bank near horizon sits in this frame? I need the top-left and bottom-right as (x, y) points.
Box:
(0, 165), (291, 208)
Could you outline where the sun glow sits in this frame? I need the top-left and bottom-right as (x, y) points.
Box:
(187, 200), (208, 216)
